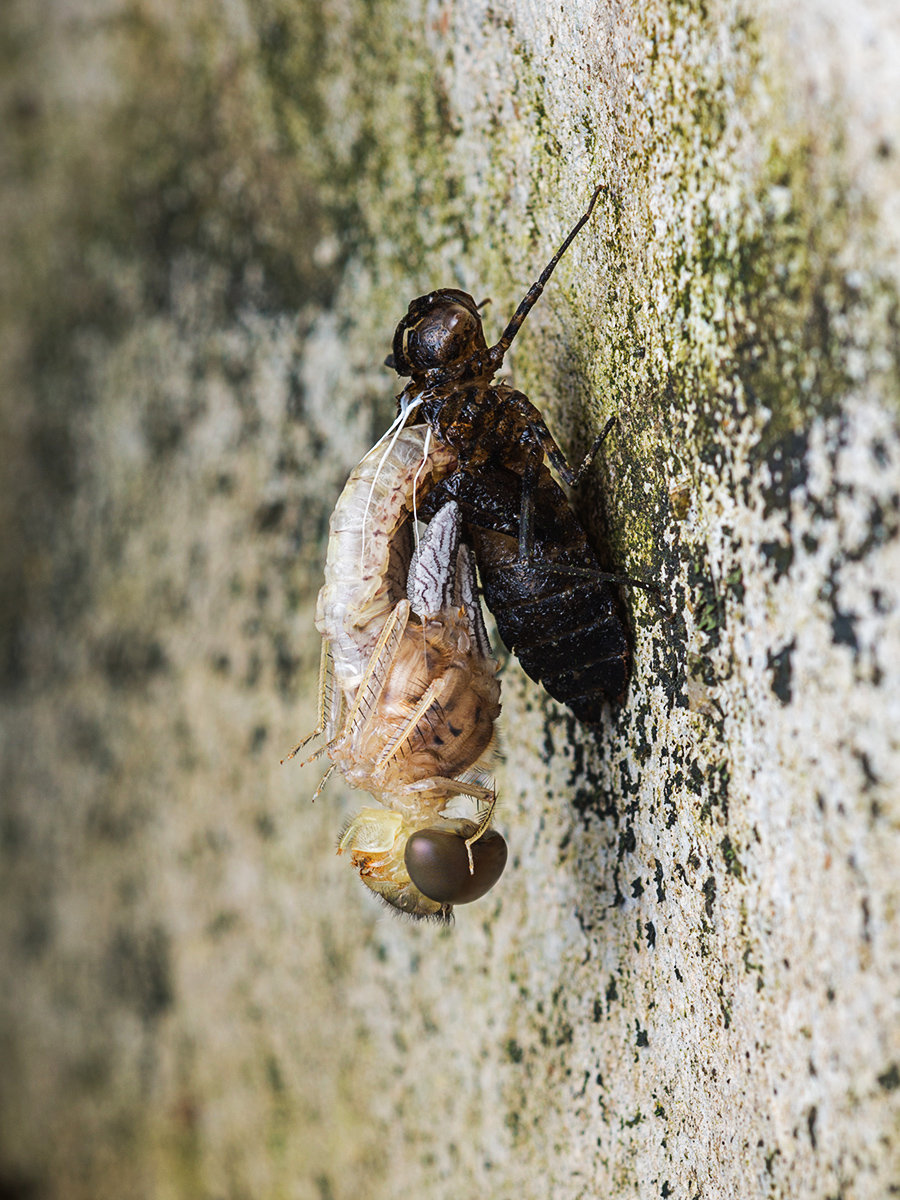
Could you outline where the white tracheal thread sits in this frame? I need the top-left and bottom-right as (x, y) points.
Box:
(358, 393), (424, 576)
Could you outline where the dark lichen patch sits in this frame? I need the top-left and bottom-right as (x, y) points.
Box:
(755, 430), (812, 519)
(662, 775), (681, 830)
(504, 1109), (522, 1142)
(504, 1038), (524, 1064)
(273, 637), (301, 698)
(702, 875), (716, 918)
(249, 724), (268, 754)
(142, 401), (186, 460)
(717, 984), (733, 1029)
(760, 538), (795, 581)
(698, 762), (730, 823)
(807, 1105), (818, 1148)
(876, 1063), (899, 1091)
(845, 493), (900, 564)
(830, 607), (860, 652)
(254, 812), (276, 840)
(767, 639), (796, 704)
(106, 923), (174, 1021)
(86, 798), (148, 846)
(314, 1174), (336, 1200)
(654, 860), (666, 901)
(255, 499), (286, 532)
(16, 907), (53, 960)
(742, 944), (765, 990)
(688, 558), (726, 649)
(68, 713), (117, 773)
(720, 835), (743, 880)
(27, 417), (79, 499)
(100, 632), (168, 689)
(69, 1050), (113, 1095)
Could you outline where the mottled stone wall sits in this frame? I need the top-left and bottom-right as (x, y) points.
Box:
(1, 1), (898, 1197)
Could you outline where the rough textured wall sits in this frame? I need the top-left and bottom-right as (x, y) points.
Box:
(1, 1), (899, 1198)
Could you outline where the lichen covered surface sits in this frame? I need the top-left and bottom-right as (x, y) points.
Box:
(1, 0), (899, 1198)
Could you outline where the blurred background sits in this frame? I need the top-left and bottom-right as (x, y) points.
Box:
(2, 1), (899, 1197)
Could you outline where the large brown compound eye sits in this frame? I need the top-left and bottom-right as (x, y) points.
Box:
(405, 827), (508, 904)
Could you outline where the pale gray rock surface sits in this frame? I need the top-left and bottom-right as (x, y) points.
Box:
(1, 1), (898, 1197)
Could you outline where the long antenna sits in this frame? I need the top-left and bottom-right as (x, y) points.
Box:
(488, 183), (603, 367)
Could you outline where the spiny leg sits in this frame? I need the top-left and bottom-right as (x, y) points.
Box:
(509, 389), (616, 489)
(452, 778), (496, 805)
(517, 450), (539, 562)
(508, 421), (665, 614)
(464, 793), (498, 875)
(344, 600), (411, 737)
(306, 604), (413, 789)
(499, 554), (668, 616)
(374, 679), (441, 769)
(282, 640), (333, 763)
(311, 762), (336, 801)
(563, 416), (616, 488)
(515, 417), (615, 558)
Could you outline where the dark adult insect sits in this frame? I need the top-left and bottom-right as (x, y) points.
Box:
(385, 185), (653, 726)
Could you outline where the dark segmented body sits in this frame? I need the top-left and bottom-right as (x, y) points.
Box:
(415, 382), (629, 725)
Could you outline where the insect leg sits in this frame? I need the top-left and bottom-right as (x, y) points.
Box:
(509, 387), (616, 488)
(282, 640), (335, 763)
(502, 441), (668, 614)
(517, 450), (540, 561)
(373, 679), (442, 768)
(502, 555), (669, 616)
(344, 600), (412, 737)
(505, 417), (667, 614)
(463, 793), (498, 874)
(311, 762), (336, 801)
(489, 184), (603, 366)
(312, 603), (413, 779)
(452, 779), (496, 804)
(563, 416), (616, 487)
(544, 562), (668, 614)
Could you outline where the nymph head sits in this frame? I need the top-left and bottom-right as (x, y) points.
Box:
(337, 808), (507, 921)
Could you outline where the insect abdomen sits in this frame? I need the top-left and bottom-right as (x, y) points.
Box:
(425, 458), (630, 725)
(479, 559), (628, 722)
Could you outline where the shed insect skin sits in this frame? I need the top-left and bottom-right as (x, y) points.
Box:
(385, 185), (650, 725)
(314, 425), (456, 694)
(290, 428), (506, 921)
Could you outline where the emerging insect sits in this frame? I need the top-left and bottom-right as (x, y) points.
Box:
(290, 426), (506, 920)
(384, 184), (653, 726)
